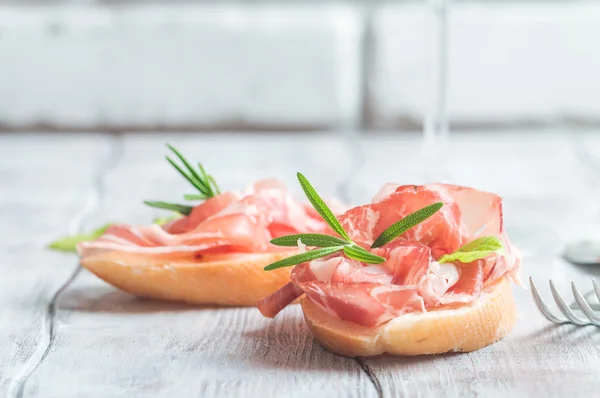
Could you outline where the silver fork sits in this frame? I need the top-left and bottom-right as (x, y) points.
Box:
(529, 277), (600, 326)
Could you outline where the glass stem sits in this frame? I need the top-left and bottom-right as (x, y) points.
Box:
(423, 0), (449, 183)
(573, 135), (600, 240)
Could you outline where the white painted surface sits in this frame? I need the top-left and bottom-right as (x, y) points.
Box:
(0, 5), (362, 129)
(0, 134), (112, 396)
(371, 2), (600, 127)
(3, 3), (600, 129)
(1, 131), (600, 397)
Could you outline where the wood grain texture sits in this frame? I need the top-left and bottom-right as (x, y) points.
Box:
(2, 131), (600, 397)
(357, 130), (600, 397)
(18, 133), (377, 398)
(0, 134), (114, 397)
(24, 271), (377, 398)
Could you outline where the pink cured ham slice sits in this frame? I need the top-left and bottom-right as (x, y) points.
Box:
(371, 183), (503, 240)
(425, 184), (521, 286)
(295, 248), (431, 326)
(373, 183), (521, 286)
(78, 179), (331, 258)
(484, 233), (523, 287)
(242, 180), (327, 235)
(79, 214), (273, 257)
(340, 185), (463, 258)
(439, 260), (484, 304)
(426, 184), (503, 239)
(373, 240), (432, 285)
(258, 183), (522, 327)
(258, 241), (444, 326)
(299, 281), (424, 327)
(257, 282), (304, 318)
(163, 192), (241, 234)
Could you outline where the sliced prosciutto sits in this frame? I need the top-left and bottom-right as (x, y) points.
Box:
(258, 183), (521, 327)
(339, 185), (463, 258)
(78, 179), (338, 258)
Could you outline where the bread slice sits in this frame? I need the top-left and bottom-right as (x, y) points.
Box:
(81, 250), (298, 306)
(301, 278), (516, 357)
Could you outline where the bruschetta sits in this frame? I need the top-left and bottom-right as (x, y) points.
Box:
(258, 179), (521, 357)
(78, 179), (339, 306)
(50, 145), (345, 307)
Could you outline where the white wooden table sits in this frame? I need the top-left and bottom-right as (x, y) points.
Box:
(1, 131), (600, 398)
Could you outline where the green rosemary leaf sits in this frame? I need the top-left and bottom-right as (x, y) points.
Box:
(167, 144), (211, 194)
(144, 201), (193, 215)
(162, 144), (220, 200)
(197, 162), (214, 196)
(208, 174), (220, 195)
(438, 236), (503, 264)
(458, 236), (503, 253)
(48, 223), (113, 253)
(371, 202), (444, 248)
(264, 246), (345, 271)
(296, 172), (350, 242)
(184, 193), (208, 201)
(270, 234), (349, 247)
(343, 244), (386, 264)
(153, 214), (180, 225)
(166, 156), (204, 193)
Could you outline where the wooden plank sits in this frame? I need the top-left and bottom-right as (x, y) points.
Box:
(0, 134), (114, 396)
(22, 133), (378, 398)
(357, 130), (600, 396)
(7, 131), (600, 397)
(26, 271), (376, 398)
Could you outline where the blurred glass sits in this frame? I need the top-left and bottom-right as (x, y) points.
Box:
(423, 0), (449, 183)
(564, 134), (600, 264)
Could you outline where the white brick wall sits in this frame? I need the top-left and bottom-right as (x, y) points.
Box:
(0, 5), (363, 129)
(1, 2), (600, 130)
(371, 1), (600, 128)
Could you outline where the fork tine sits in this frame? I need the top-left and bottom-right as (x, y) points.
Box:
(529, 278), (568, 324)
(593, 279), (600, 303)
(571, 282), (600, 327)
(549, 280), (590, 326)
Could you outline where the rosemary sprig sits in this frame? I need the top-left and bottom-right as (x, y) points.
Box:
(153, 213), (181, 226)
(143, 201), (193, 215)
(438, 236), (503, 264)
(50, 145), (220, 251)
(264, 246), (346, 271)
(265, 173), (447, 271)
(183, 194), (206, 201)
(207, 174), (221, 195)
(270, 234), (349, 247)
(144, 144), (220, 213)
(343, 244), (387, 264)
(296, 172), (351, 241)
(370, 202), (443, 248)
(48, 223), (113, 253)
(166, 144), (212, 196)
(49, 213), (182, 254)
(265, 173), (386, 270)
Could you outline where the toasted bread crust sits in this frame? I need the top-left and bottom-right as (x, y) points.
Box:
(302, 278), (516, 357)
(81, 250), (298, 306)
